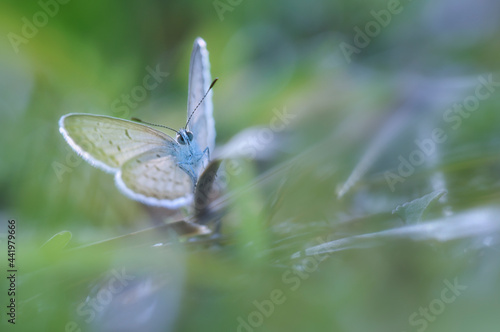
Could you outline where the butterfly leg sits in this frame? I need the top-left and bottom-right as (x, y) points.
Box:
(199, 147), (210, 169)
(193, 148), (211, 169)
(203, 147), (210, 162)
(177, 162), (198, 189)
(178, 149), (210, 187)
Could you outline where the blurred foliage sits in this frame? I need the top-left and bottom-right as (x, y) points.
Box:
(1, 0), (500, 331)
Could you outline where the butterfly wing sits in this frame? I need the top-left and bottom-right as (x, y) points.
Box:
(194, 159), (222, 221)
(115, 149), (194, 208)
(186, 37), (216, 154)
(59, 113), (177, 173)
(59, 113), (195, 208)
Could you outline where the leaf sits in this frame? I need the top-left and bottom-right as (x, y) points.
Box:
(392, 190), (447, 224)
(292, 207), (500, 258)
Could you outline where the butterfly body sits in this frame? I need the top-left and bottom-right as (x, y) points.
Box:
(59, 38), (215, 209)
(174, 128), (208, 183)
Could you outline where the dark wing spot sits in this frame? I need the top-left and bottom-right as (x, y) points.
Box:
(156, 154), (161, 158)
(109, 140), (113, 145)
(117, 145), (122, 152)
(125, 129), (132, 140)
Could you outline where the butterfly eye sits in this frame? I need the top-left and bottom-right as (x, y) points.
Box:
(186, 131), (194, 142)
(176, 134), (186, 145)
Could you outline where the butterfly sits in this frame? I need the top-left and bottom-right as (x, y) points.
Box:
(59, 37), (216, 209)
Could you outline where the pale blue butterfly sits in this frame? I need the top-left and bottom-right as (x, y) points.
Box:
(59, 38), (216, 209)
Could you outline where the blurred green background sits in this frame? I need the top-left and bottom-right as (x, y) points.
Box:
(1, 0), (500, 331)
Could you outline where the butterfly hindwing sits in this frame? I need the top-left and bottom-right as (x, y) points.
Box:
(115, 149), (194, 208)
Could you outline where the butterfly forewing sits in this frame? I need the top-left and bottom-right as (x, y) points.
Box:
(186, 37), (216, 154)
(59, 113), (177, 172)
(116, 149), (194, 208)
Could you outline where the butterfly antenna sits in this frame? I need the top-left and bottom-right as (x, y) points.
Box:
(131, 117), (178, 134)
(185, 78), (218, 129)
